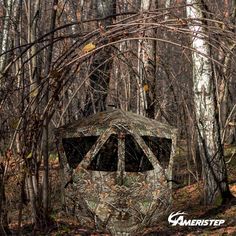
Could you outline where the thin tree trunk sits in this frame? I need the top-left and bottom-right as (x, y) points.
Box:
(0, 163), (9, 235)
(25, 0), (41, 226)
(219, 0), (236, 144)
(165, 0), (171, 20)
(17, 172), (26, 234)
(27, 173), (38, 224)
(186, 0), (233, 205)
(41, 0), (59, 225)
(84, 0), (116, 116)
(0, 0), (13, 75)
(137, 0), (156, 117)
(137, 0), (148, 116)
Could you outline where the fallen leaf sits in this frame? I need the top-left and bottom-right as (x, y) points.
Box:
(82, 43), (96, 53)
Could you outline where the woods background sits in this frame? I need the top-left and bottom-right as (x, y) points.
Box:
(0, 0), (236, 235)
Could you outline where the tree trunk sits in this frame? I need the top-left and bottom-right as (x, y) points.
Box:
(186, 0), (233, 205)
(83, 0), (116, 116)
(41, 0), (59, 226)
(137, 0), (156, 117)
(0, 0), (13, 75)
(25, 0), (41, 227)
(0, 163), (9, 235)
(219, 0), (236, 144)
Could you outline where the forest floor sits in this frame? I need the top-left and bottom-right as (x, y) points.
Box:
(7, 145), (236, 236)
(140, 183), (236, 235)
(9, 182), (236, 236)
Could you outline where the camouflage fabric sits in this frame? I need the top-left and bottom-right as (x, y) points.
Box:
(55, 109), (177, 235)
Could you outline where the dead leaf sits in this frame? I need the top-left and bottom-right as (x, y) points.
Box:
(82, 43), (96, 53)
(26, 152), (33, 159)
(29, 88), (38, 97)
(143, 84), (149, 92)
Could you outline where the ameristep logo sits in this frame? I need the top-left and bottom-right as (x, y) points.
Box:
(168, 211), (225, 227)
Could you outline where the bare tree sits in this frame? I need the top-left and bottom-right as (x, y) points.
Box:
(186, 0), (233, 204)
(0, 0), (13, 75)
(0, 0), (236, 233)
(83, 0), (116, 115)
(137, 0), (152, 115)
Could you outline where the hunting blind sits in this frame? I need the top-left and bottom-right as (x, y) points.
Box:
(56, 109), (177, 235)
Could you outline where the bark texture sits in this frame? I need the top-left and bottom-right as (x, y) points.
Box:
(0, 0), (13, 75)
(186, 0), (232, 204)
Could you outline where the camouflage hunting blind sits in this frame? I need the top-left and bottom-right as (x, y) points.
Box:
(56, 109), (177, 235)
